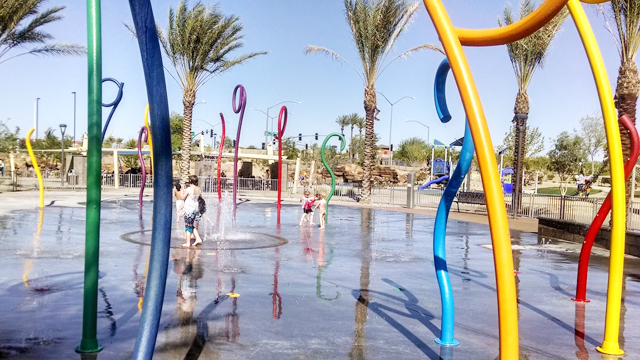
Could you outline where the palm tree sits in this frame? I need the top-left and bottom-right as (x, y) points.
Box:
(306, 0), (442, 203)
(499, 0), (567, 213)
(354, 113), (366, 136)
(347, 112), (363, 158)
(336, 114), (350, 135)
(0, 0), (85, 65)
(157, 1), (265, 184)
(604, 0), (640, 209)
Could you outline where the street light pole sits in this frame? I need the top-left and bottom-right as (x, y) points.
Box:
(256, 101), (301, 146)
(60, 123), (67, 185)
(378, 92), (414, 166)
(72, 92), (77, 144)
(404, 120), (430, 145)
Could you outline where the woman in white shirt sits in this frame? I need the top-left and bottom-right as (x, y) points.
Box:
(181, 175), (203, 247)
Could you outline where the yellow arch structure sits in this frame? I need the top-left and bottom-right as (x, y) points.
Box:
(25, 128), (44, 208)
(143, 104), (154, 170)
(424, 0), (626, 357)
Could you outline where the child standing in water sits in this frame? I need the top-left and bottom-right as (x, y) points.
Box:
(174, 181), (185, 225)
(314, 193), (327, 229)
(299, 190), (316, 226)
(182, 175), (203, 247)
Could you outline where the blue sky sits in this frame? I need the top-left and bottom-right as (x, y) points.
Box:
(0, 0), (626, 155)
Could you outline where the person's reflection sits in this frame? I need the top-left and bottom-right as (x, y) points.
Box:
(350, 208), (373, 359)
(225, 278), (240, 342)
(300, 226), (315, 264)
(174, 248), (203, 326)
(316, 229), (340, 301)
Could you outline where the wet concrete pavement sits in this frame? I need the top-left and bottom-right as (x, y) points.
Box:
(0, 197), (639, 359)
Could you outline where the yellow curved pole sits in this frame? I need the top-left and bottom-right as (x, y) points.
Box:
(143, 104), (154, 170)
(567, 0), (625, 355)
(25, 128), (44, 208)
(455, 0), (568, 46)
(424, 1), (519, 358)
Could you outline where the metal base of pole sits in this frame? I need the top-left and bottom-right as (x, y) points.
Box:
(75, 339), (103, 354)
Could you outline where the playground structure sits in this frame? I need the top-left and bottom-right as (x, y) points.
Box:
(7, 0), (631, 359)
(420, 158), (450, 189)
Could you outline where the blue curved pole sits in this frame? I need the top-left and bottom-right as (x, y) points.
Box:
(127, 1), (172, 359)
(137, 126), (149, 207)
(100, 77), (124, 141)
(433, 58), (474, 346)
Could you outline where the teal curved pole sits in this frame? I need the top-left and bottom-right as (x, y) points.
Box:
(320, 132), (346, 224)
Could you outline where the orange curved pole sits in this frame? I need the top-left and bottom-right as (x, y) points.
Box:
(580, 0), (609, 3)
(424, 1), (519, 358)
(455, 0), (568, 46)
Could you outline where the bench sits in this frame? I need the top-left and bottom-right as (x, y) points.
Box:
(455, 191), (486, 212)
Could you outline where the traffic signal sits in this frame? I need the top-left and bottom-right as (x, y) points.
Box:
(305, 143), (308, 150)
(262, 142), (265, 150)
(390, 144), (393, 151)
(232, 140), (236, 148)
(210, 129), (213, 138)
(315, 133), (318, 140)
(201, 131), (204, 135)
(298, 133), (302, 141)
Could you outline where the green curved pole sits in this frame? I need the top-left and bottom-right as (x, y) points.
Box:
(77, 0), (103, 353)
(320, 132), (346, 224)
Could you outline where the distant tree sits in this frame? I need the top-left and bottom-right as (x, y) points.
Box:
(282, 137), (299, 159)
(576, 113), (606, 174)
(346, 113), (364, 157)
(350, 133), (379, 166)
(336, 115), (349, 135)
(170, 112), (184, 152)
(547, 131), (587, 193)
(395, 137), (429, 164)
(32, 127), (72, 169)
(0, 121), (18, 153)
(154, 0), (266, 184)
(121, 138), (140, 170)
(0, 0), (85, 66)
(501, 125), (545, 169)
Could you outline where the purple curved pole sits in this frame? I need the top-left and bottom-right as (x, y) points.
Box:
(137, 126), (149, 207)
(231, 84), (246, 210)
(217, 113), (226, 203)
(275, 106), (288, 211)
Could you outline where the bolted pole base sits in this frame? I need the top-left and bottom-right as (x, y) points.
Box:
(75, 339), (103, 354)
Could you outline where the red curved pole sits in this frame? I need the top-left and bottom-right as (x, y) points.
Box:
(573, 114), (639, 302)
(275, 106), (288, 211)
(217, 113), (226, 202)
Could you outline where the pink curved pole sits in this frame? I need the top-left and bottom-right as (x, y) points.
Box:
(137, 126), (149, 207)
(231, 85), (246, 210)
(217, 113), (226, 202)
(275, 106), (288, 211)
(573, 114), (639, 302)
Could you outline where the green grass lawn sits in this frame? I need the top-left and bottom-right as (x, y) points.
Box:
(536, 187), (602, 196)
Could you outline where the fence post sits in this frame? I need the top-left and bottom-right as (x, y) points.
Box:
(560, 195), (565, 220)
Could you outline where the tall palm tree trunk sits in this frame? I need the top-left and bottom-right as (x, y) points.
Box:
(615, 59), (639, 211)
(512, 90), (529, 216)
(361, 86), (377, 204)
(180, 89), (196, 185)
(350, 125), (354, 160)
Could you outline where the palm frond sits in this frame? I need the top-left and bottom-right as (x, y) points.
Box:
(377, 44), (443, 80)
(500, 0), (568, 91)
(0, 42), (85, 64)
(305, 45), (365, 83)
(610, 0), (640, 61)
